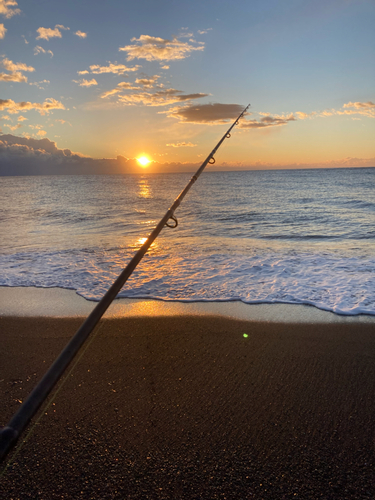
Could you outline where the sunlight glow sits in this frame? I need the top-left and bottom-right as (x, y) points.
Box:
(137, 155), (151, 167)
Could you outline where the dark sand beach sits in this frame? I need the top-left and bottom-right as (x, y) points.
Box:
(1, 315), (375, 499)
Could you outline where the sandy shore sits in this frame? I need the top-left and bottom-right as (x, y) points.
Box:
(1, 315), (375, 499)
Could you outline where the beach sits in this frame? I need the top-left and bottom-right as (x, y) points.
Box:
(1, 297), (375, 498)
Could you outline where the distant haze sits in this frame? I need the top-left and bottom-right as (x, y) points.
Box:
(0, 134), (374, 175)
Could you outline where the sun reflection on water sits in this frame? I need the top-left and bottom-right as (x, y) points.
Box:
(138, 178), (151, 199)
(129, 236), (158, 251)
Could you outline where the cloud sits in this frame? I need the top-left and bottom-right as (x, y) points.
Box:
(295, 111), (316, 119)
(340, 101), (375, 118)
(166, 103), (245, 124)
(73, 78), (98, 87)
(100, 82), (141, 98)
(0, 57), (35, 82)
(88, 62), (140, 75)
(119, 34), (204, 61)
(240, 113), (296, 129)
(0, 134), (139, 175)
(17, 115), (27, 121)
(0, 22), (6, 38)
(4, 123), (22, 131)
(0, 71), (27, 82)
(0, 0), (20, 19)
(0, 133), (200, 175)
(36, 25), (69, 41)
(296, 101), (375, 120)
(166, 142), (197, 147)
(75, 30), (87, 38)
(37, 130), (47, 137)
(34, 45), (54, 57)
(118, 89), (208, 107)
(343, 101), (375, 109)
(2, 58), (35, 73)
(198, 28), (212, 34)
(29, 79), (50, 89)
(135, 75), (160, 87)
(0, 98), (65, 115)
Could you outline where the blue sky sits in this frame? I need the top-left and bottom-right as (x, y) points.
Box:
(1, 0), (374, 173)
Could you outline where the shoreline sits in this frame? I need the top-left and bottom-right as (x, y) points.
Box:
(1, 285), (375, 323)
(1, 315), (375, 498)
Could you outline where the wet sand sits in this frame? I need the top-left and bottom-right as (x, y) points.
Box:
(1, 315), (375, 499)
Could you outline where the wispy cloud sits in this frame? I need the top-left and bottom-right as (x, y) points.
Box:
(340, 101), (375, 118)
(135, 75), (160, 87)
(3, 123), (22, 131)
(0, 23), (6, 38)
(75, 30), (87, 38)
(118, 89), (208, 107)
(240, 113), (296, 128)
(29, 79), (50, 89)
(166, 103), (245, 124)
(85, 62), (141, 75)
(166, 142), (197, 147)
(34, 45), (54, 57)
(1, 58), (34, 73)
(73, 78), (98, 87)
(344, 101), (375, 109)
(0, 0), (20, 19)
(296, 101), (375, 120)
(100, 82), (141, 98)
(0, 57), (35, 82)
(198, 28), (212, 34)
(36, 25), (69, 41)
(0, 98), (65, 115)
(119, 34), (204, 61)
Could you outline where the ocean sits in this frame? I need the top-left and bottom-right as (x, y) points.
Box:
(0, 168), (374, 316)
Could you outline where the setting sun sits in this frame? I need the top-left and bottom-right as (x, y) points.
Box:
(137, 155), (151, 167)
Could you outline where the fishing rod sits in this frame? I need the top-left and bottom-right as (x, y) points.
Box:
(0, 103), (250, 463)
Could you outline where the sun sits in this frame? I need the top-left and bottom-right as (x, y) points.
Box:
(137, 155), (151, 168)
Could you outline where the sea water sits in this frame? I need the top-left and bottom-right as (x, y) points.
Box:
(0, 168), (374, 315)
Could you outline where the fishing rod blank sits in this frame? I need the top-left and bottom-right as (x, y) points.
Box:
(0, 104), (250, 463)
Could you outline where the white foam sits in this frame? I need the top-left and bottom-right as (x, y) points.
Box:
(1, 286), (374, 324)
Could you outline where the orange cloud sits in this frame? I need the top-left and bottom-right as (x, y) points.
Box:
(240, 113), (296, 128)
(0, 22), (6, 38)
(0, 98), (65, 115)
(118, 89), (208, 107)
(36, 26), (64, 40)
(119, 34), (204, 61)
(135, 75), (160, 87)
(88, 62), (140, 75)
(0, 0), (20, 19)
(0, 57), (35, 82)
(73, 78), (98, 87)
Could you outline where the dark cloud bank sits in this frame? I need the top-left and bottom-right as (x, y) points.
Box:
(0, 134), (198, 175)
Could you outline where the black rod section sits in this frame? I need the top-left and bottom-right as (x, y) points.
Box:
(0, 104), (250, 463)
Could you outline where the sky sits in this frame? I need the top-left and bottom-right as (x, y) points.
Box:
(0, 0), (374, 174)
